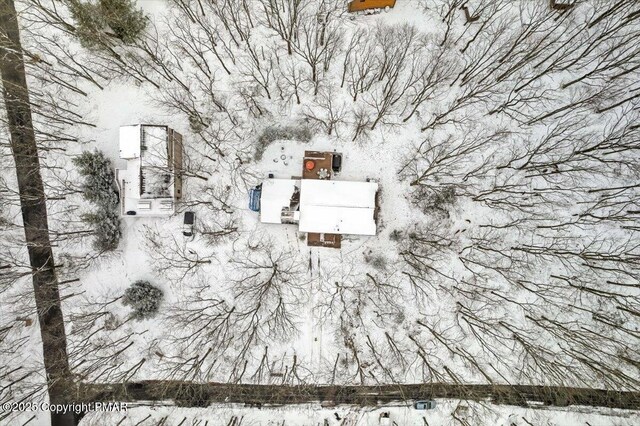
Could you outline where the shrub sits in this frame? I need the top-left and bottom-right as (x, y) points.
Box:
(100, 0), (147, 43)
(255, 123), (313, 161)
(103, 312), (120, 330)
(122, 280), (163, 320)
(413, 186), (457, 218)
(364, 251), (387, 270)
(74, 150), (121, 251)
(73, 150), (119, 208)
(188, 114), (211, 134)
(68, 0), (147, 47)
(389, 229), (403, 242)
(82, 208), (121, 251)
(429, 186), (456, 210)
(393, 311), (405, 325)
(68, 1), (104, 47)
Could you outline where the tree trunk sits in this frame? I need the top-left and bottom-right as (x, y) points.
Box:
(0, 1), (76, 425)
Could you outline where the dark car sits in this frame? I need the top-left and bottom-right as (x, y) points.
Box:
(414, 400), (436, 410)
(183, 211), (195, 237)
(332, 153), (342, 173)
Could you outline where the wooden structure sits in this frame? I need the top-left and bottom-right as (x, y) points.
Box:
(168, 129), (183, 199)
(116, 125), (183, 216)
(348, 0), (396, 13)
(307, 232), (342, 249)
(302, 151), (333, 180)
(301, 150), (342, 249)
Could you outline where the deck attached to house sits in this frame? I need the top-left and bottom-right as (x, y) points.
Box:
(301, 151), (341, 249)
(302, 151), (333, 180)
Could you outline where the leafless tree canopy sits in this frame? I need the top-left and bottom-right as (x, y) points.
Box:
(0, 1), (639, 422)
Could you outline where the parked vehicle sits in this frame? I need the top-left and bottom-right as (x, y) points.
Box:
(414, 400), (437, 410)
(183, 211), (195, 237)
(331, 153), (342, 173)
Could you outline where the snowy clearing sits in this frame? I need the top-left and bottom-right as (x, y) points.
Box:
(0, 0), (638, 425)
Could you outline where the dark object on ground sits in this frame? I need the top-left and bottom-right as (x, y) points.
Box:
(268, 173), (274, 178)
(414, 400), (437, 410)
(126, 210), (137, 215)
(183, 211), (195, 237)
(550, 0), (575, 12)
(332, 153), (342, 173)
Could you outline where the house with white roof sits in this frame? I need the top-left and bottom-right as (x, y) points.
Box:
(259, 178), (379, 244)
(298, 179), (378, 235)
(256, 151), (379, 248)
(115, 124), (183, 216)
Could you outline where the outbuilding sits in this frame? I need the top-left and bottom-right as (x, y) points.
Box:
(115, 124), (183, 216)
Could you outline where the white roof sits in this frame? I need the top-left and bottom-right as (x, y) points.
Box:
(299, 180), (377, 235)
(116, 168), (175, 217)
(299, 205), (376, 235)
(119, 125), (169, 167)
(260, 179), (297, 224)
(119, 125), (141, 159)
(116, 124), (175, 216)
(299, 180), (377, 209)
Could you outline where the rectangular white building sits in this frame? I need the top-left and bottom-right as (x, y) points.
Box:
(115, 124), (183, 217)
(298, 180), (377, 235)
(259, 179), (299, 224)
(259, 178), (378, 236)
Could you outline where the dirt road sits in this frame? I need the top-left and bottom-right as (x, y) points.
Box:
(79, 381), (640, 410)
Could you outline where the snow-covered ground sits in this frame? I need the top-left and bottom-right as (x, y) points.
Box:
(1, 0), (639, 425)
(79, 400), (640, 426)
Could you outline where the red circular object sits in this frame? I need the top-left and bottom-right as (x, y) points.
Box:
(305, 160), (315, 171)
